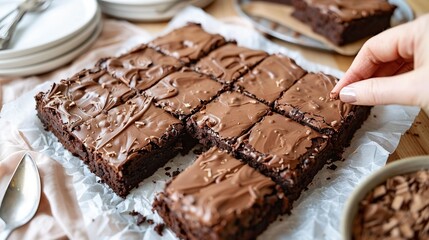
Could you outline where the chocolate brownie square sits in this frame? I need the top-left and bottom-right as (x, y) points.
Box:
(235, 54), (306, 105)
(153, 147), (289, 240)
(149, 23), (226, 64)
(194, 43), (268, 84)
(101, 45), (183, 92)
(144, 68), (224, 120)
(236, 112), (331, 199)
(274, 73), (371, 154)
(187, 91), (269, 152)
(35, 68), (134, 132)
(292, 0), (396, 45)
(69, 95), (185, 197)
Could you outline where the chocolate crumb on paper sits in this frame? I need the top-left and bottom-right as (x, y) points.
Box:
(154, 223), (165, 236)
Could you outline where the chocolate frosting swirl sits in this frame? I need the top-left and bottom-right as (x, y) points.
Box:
(145, 68), (223, 117)
(305, 0), (396, 22)
(194, 43), (268, 83)
(43, 69), (134, 130)
(194, 91), (269, 139)
(236, 54), (306, 104)
(166, 147), (277, 226)
(72, 95), (181, 168)
(276, 73), (352, 131)
(105, 45), (182, 91)
(149, 23), (226, 63)
(243, 113), (324, 170)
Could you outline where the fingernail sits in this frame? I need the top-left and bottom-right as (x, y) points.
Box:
(340, 86), (357, 103)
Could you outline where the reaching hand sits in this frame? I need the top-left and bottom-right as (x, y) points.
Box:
(330, 14), (429, 111)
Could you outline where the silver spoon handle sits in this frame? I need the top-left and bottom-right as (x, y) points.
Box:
(0, 226), (12, 240)
(0, 8), (26, 50)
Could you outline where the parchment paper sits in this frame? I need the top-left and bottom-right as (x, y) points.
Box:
(0, 6), (420, 240)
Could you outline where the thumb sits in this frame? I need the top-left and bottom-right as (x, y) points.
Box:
(339, 70), (418, 106)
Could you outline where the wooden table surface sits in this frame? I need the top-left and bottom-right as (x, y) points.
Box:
(136, 0), (429, 162)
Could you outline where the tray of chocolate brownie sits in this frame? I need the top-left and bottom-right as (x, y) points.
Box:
(235, 0), (415, 55)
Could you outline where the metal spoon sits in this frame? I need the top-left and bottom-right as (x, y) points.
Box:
(0, 154), (41, 240)
(0, 0), (52, 50)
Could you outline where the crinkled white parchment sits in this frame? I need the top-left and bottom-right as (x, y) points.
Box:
(0, 6), (420, 240)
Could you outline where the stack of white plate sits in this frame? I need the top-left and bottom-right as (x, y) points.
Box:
(0, 0), (101, 77)
(99, 0), (214, 22)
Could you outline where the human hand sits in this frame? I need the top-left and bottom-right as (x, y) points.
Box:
(330, 14), (429, 112)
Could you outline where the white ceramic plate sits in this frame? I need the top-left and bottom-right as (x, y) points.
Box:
(0, 9), (101, 69)
(0, 0), (98, 59)
(0, 21), (102, 77)
(100, 0), (214, 21)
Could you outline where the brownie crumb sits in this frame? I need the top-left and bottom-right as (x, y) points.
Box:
(164, 167), (171, 171)
(129, 210), (139, 216)
(97, 179), (104, 184)
(154, 223), (165, 236)
(327, 164), (337, 170)
(172, 168), (181, 177)
(193, 147), (205, 155)
(165, 171), (172, 177)
(147, 219), (154, 225)
(152, 180), (156, 184)
(326, 177), (331, 180)
(373, 114), (377, 118)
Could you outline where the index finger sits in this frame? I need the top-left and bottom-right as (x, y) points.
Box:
(330, 19), (416, 99)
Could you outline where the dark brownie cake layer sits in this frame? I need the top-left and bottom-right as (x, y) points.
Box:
(292, 0), (396, 45)
(153, 147), (289, 240)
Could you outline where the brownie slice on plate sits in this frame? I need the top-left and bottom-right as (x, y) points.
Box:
(194, 43), (268, 84)
(149, 23), (226, 64)
(292, 0), (396, 45)
(236, 112), (331, 200)
(100, 45), (183, 92)
(235, 54), (306, 105)
(144, 68), (225, 120)
(274, 73), (371, 155)
(70, 95), (185, 197)
(153, 147), (289, 240)
(187, 91), (269, 152)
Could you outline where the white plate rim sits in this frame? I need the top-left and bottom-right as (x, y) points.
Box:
(100, 0), (214, 21)
(0, 0), (98, 59)
(0, 21), (102, 77)
(0, 9), (101, 69)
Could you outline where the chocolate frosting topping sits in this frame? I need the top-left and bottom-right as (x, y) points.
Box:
(276, 73), (352, 130)
(236, 54), (306, 104)
(104, 45), (182, 91)
(43, 69), (134, 130)
(243, 113), (324, 170)
(194, 43), (268, 83)
(73, 95), (181, 168)
(145, 68), (223, 117)
(149, 23), (226, 63)
(305, 0), (395, 22)
(166, 147), (276, 226)
(194, 91), (269, 139)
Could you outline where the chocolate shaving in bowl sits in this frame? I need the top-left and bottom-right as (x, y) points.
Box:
(352, 169), (429, 240)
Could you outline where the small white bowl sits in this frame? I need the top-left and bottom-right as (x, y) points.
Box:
(341, 155), (429, 240)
